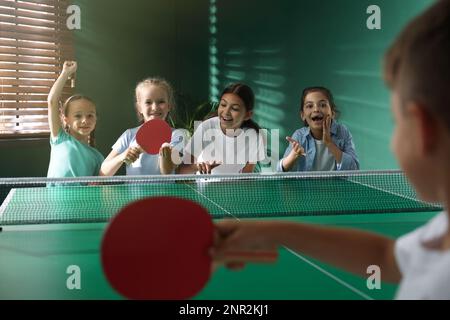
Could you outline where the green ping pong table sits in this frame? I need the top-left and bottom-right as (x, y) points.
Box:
(0, 172), (442, 300)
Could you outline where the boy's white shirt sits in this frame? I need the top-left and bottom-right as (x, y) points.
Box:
(395, 211), (450, 299)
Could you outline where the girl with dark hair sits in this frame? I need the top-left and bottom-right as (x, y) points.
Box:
(278, 86), (359, 172)
(179, 83), (266, 174)
(47, 61), (104, 178)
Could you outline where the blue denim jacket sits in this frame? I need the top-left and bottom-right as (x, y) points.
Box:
(277, 120), (359, 172)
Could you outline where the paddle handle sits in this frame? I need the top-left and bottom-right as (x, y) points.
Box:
(123, 142), (178, 165)
(68, 73), (76, 88)
(122, 145), (144, 166)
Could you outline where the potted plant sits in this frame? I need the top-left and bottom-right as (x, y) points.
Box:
(168, 92), (218, 137)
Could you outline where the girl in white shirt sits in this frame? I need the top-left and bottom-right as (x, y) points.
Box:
(179, 83), (266, 175)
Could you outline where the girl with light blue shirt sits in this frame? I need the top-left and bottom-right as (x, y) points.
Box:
(278, 87), (359, 172)
(101, 78), (188, 176)
(47, 61), (104, 178)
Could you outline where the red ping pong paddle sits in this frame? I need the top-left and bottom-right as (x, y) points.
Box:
(101, 197), (278, 300)
(136, 118), (172, 155)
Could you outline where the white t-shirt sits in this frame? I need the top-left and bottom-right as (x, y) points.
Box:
(112, 126), (188, 175)
(311, 139), (335, 171)
(184, 117), (266, 174)
(395, 211), (450, 300)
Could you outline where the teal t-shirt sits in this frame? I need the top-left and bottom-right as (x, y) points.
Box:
(47, 130), (105, 178)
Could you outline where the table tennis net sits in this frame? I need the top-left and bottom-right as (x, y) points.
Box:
(0, 171), (442, 225)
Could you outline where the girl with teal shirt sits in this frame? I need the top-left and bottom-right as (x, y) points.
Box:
(47, 61), (104, 178)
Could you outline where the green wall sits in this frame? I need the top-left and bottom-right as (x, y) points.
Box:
(211, 0), (433, 170)
(0, 0), (433, 177)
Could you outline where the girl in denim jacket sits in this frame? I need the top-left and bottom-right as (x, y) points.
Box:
(278, 87), (359, 172)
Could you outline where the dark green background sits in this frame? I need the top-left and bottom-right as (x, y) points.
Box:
(0, 0), (433, 177)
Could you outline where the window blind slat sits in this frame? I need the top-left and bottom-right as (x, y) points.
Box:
(0, 30), (71, 44)
(0, 103), (48, 109)
(1, 93), (49, 101)
(0, 7), (66, 23)
(0, 70), (59, 79)
(1, 92), (71, 100)
(1, 126), (49, 132)
(0, 123), (50, 130)
(0, 14), (57, 28)
(17, 0), (71, 7)
(0, 0), (65, 14)
(0, 15), (66, 30)
(0, 133), (49, 138)
(0, 63), (60, 72)
(0, 24), (72, 39)
(0, 117), (47, 124)
(0, 87), (73, 94)
(0, 39), (58, 51)
(0, 47), (72, 59)
(0, 109), (48, 116)
(0, 54), (57, 64)
(0, 79), (60, 87)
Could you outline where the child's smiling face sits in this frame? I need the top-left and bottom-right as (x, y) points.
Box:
(64, 99), (97, 140)
(301, 91), (334, 130)
(137, 84), (171, 122)
(218, 93), (252, 133)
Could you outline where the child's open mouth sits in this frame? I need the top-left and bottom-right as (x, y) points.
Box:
(221, 116), (233, 123)
(311, 114), (324, 124)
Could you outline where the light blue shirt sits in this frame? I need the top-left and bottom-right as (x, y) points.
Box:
(47, 130), (104, 178)
(112, 125), (188, 175)
(277, 120), (359, 172)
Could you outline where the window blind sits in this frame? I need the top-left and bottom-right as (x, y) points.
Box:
(0, 0), (74, 139)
